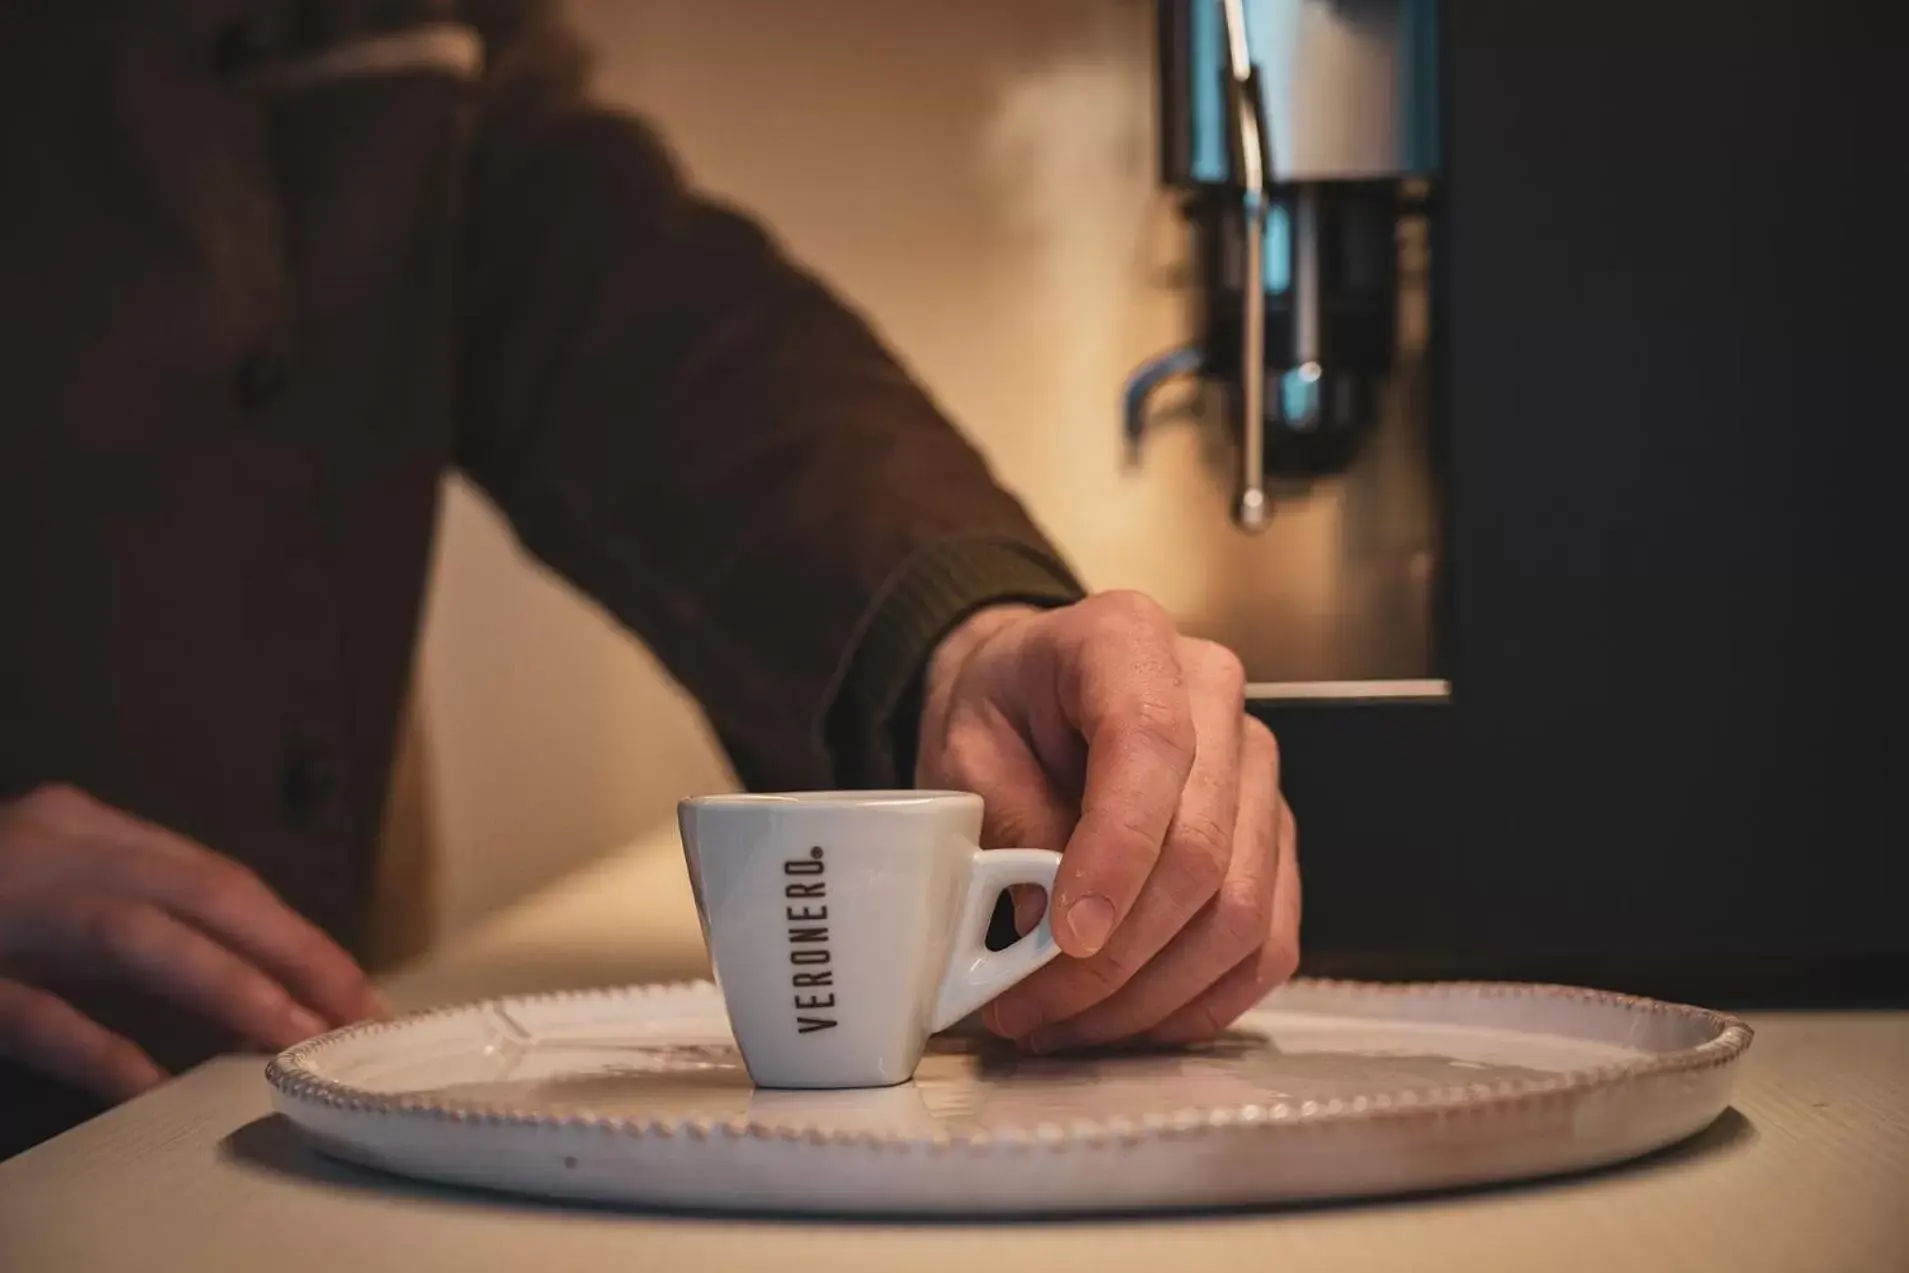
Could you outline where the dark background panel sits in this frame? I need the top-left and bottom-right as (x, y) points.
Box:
(1261, 0), (1908, 1008)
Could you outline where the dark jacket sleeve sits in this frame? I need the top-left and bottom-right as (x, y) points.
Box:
(454, 5), (1082, 792)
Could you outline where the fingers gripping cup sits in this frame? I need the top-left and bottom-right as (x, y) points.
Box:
(677, 791), (1062, 1089)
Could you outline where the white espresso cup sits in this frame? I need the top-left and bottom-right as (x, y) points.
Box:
(677, 790), (1062, 1089)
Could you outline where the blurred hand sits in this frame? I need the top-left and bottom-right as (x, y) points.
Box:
(0, 784), (385, 1101)
(917, 594), (1299, 1053)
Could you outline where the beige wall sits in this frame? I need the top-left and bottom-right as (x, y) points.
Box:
(415, 0), (1434, 939)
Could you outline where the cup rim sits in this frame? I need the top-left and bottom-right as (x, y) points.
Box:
(679, 789), (979, 810)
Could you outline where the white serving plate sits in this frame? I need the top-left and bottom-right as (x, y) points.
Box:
(266, 978), (1751, 1216)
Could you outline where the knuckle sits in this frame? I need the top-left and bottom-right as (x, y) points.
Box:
(29, 781), (86, 810)
(1212, 880), (1274, 961)
(237, 973), (295, 1021)
(1261, 930), (1301, 988)
(1098, 589), (1168, 626)
(1076, 591), (1176, 655)
(1176, 996), (1237, 1044)
(0, 980), (51, 1036)
(1124, 695), (1196, 764)
(1064, 950), (1143, 1004)
(1063, 1005), (1148, 1049)
(933, 729), (993, 791)
(185, 856), (265, 912)
(300, 936), (364, 995)
(1188, 640), (1247, 699)
(1162, 816), (1231, 905)
(984, 808), (1054, 855)
(1243, 716), (1280, 767)
(55, 896), (112, 948)
(1174, 810), (1233, 867)
(1096, 803), (1171, 868)
(20, 782), (93, 830)
(99, 1033), (154, 1079)
(1081, 952), (1138, 997)
(81, 900), (159, 960)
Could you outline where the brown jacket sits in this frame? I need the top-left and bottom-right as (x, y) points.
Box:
(0, 1), (1078, 1148)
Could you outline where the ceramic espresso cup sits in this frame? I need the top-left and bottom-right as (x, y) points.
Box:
(677, 790), (1062, 1089)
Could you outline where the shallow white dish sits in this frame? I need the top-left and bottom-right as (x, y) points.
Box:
(267, 978), (1752, 1216)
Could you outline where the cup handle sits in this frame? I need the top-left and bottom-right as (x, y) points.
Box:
(929, 848), (1063, 1034)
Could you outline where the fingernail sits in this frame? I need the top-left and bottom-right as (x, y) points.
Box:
(365, 988), (395, 1020)
(1064, 895), (1116, 954)
(989, 997), (1044, 1040)
(288, 1007), (327, 1041)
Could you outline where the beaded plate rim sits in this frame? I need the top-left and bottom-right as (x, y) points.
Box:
(265, 977), (1753, 1152)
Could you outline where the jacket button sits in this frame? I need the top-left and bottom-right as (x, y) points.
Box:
(280, 746), (337, 832)
(235, 349), (292, 411)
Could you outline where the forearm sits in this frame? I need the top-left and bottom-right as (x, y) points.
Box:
(457, 23), (1080, 788)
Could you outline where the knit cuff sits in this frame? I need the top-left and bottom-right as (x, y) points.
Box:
(824, 536), (1085, 788)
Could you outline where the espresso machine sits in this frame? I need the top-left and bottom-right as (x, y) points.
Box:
(1131, 1), (1907, 1003)
(1124, 0), (1445, 691)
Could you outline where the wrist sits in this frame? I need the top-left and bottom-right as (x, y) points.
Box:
(829, 538), (1083, 789)
(929, 603), (1038, 680)
(919, 603), (1042, 746)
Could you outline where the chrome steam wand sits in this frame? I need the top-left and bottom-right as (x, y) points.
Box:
(1220, 0), (1271, 531)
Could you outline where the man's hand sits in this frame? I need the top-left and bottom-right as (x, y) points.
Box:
(0, 784), (385, 1101)
(916, 593), (1299, 1053)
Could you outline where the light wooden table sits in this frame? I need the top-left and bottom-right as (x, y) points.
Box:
(4, 827), (1906, 1272)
